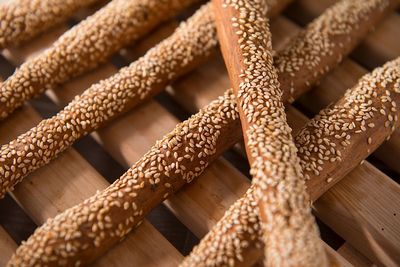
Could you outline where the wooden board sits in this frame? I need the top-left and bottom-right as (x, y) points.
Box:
(0, 0), (399, 266)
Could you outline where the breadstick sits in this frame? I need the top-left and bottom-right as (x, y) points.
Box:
(9, 57), (400, 267)
(0, 0), (199, 120)
(212, 0), (326, 266)
(0, 0), (100, 49)
(181, 57), (400, 267)
(277, 0), (399, 103)
(0, 0), (287, 199)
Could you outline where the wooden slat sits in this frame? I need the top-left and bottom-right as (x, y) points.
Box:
(338, 243), (374, 267)
(324, 243), (353, 267)
(353, 13), (400, 69)
(0, 225), (17, 267)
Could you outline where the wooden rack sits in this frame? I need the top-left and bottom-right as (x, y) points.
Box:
(0, 0), (399, 266)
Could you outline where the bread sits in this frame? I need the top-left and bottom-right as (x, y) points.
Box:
(0, 0), (99, 49)
(0, 0), (199, 120)
(5, 0), (398, 264)
(0, 0), (290, 199)
(212, 0), (326, 265)
(180, 57), (400, 267)
(276, 0), (399, 103)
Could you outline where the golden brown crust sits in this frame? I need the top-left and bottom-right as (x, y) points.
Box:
(181, 58), (400, 267)
(276, 0), (397, 103)
(212, 0), (325, 266)
(0, 0), (99, 49)
(0, 0), (198, 120)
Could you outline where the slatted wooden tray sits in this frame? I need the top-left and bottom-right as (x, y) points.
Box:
(0, 0), (399, 266)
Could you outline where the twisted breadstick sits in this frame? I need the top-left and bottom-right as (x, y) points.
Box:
(0, 0), (100, 49)
(0, 0), (199, 120)
(9, 57), (399, 266)
(181, 57), (400, 267)
(0, 0), (289, 199)
(212, 0), (326, 265)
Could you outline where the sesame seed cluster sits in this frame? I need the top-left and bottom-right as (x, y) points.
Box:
(276, 0), (392, 103)
(0, 3), (217, 199)
(0, 0), (198, 120)
(180, 57), (400, 267)
(213, 0), (326, 266)
(7, 83), (241, 267)
(0, 0), (99, 49)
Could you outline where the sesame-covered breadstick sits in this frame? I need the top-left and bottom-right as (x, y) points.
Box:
(181, 57), (400, 267)
(212, 0), (326, 265)
(0, 0), (199, 120)
(0, 0), (288, 199)
(0, 0), (100, 49)
(9, 57), (400, 267)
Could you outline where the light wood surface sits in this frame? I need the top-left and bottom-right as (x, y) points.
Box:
(338, 243), (374, 267)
